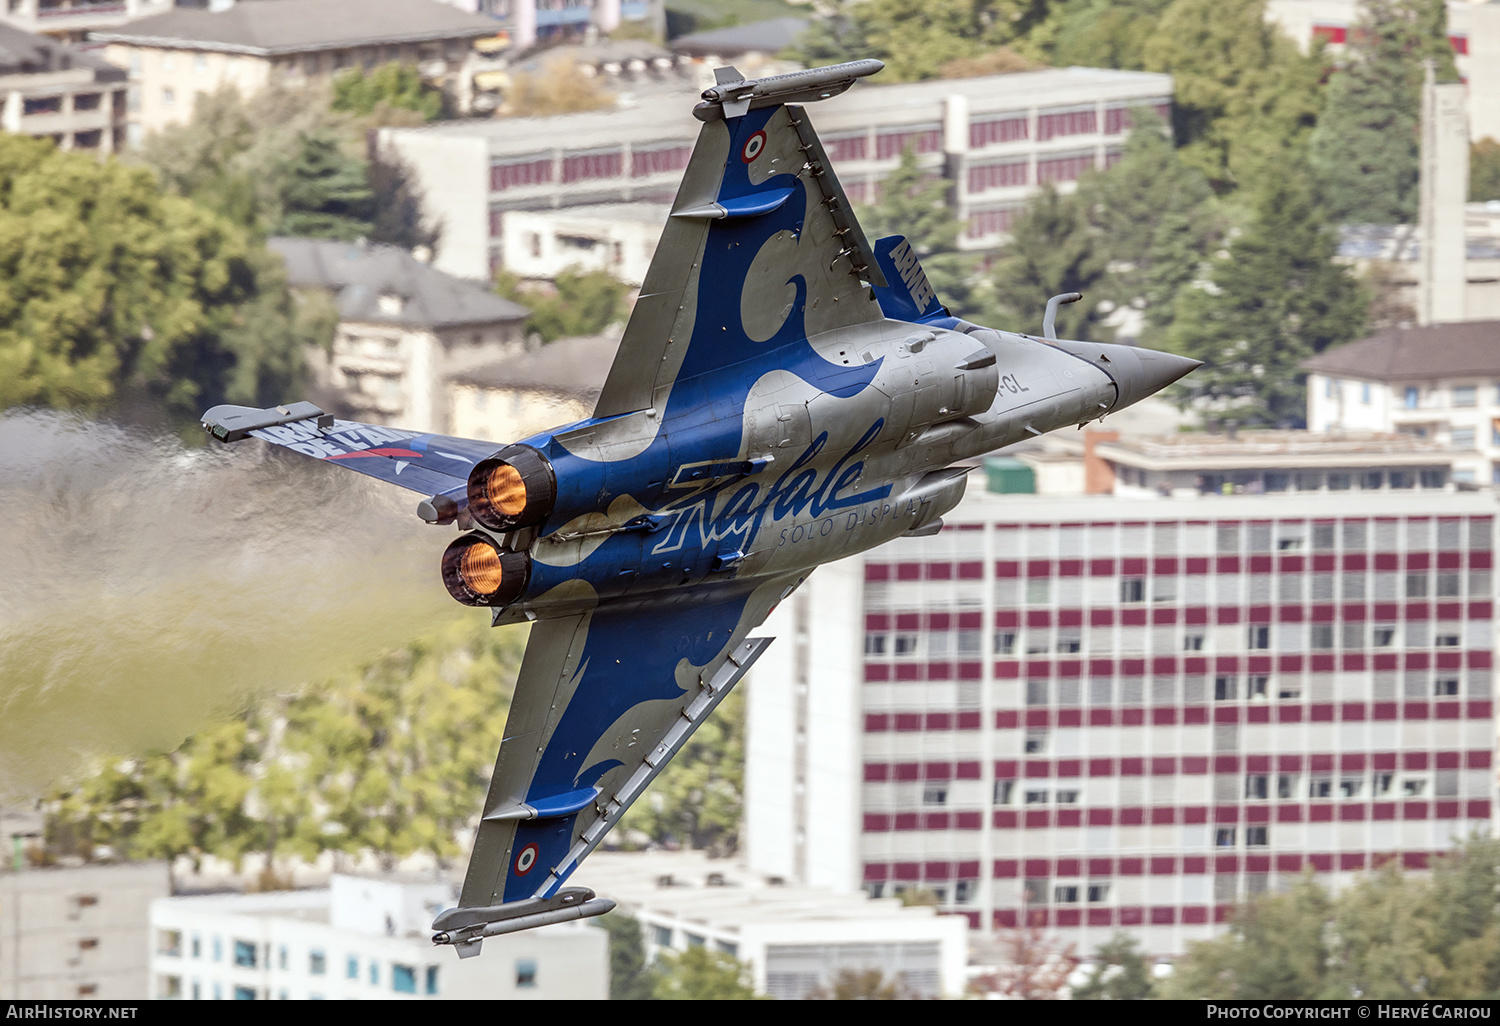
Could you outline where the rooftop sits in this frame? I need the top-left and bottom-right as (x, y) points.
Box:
(0, 22), (124, 81)
(670, 17), (812, 59)
(268, 237), (528, 329)
(581, 849), (954, 932)
(1301, 321), (1500, 382)
(1091, 429), (1454, 471)
(453, 331), (620, 397)
(92, 0), (501, 55)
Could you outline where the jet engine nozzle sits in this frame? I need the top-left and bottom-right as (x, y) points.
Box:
(467, 445), (557, 532)
(441, 533), (531, 607)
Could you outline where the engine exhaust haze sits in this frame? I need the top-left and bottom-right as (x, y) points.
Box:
(0, 411), (462, 800)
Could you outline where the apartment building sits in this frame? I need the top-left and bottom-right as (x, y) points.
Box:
(1, 861), (170, 999)
(92, 0), (502, 140)
(148, 874), (607, 1000)
(746, 450), (1495, 956)
(377, 66), (1174, 280)
(1303, 320), (1500, 486)
(0, 21), (127, 152)
(269, 236), (529, 434)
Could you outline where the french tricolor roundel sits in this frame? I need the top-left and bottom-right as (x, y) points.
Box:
(741, 131), (767, 163)
(515, 843), (539, 875)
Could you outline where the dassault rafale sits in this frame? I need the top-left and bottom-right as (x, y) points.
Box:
(202, 60), (1200, 956)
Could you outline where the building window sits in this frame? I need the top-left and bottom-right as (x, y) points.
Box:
(1245, 774), (1269, 799)
(994, 780), (1014, 805)
(162, 87), (175, 108)
(1452, 426), (1477, 448)
(1245, 827), (1269, 846)
(994, 631), (1016, 655)
(233, 940), (257, 969)
(1361, 383), (1371, 404)
(347, 956), (358, 980)
(1404, 779), (1427, 797)
(893, 633), (919, 656)
(309, 950), (326, 975)
(1087, 882), (1110, 903)
(864, 634), (887, 655)
(1120, 578), (1145, 603)
(393, 965), (417, 994)
(1373, 772), (1394, 796)
(370, 962), (379, 986)
(1024, 731), (1047, 754)
(1455, 385), (1477, 407)
(1215, 828), (1236, 846)
(1247, 626), (1270, 650)
(1024, 789), (1049, 804)
(1277, 774), (1298, 798)
(1435, 678), (1460, 696)
(233, 986), (255, 1001)
(922, 784), (948, 806)
(1406, 386), (1419, 408)
(516, 959), (538, 988)
(1054, 885), (1080, 903)
(1026, 579), (1050, 604)
(426, 966), (440, 995)
(23, 95), (62, 116)
(1309, 624), (1334, 650)
(1309, 777), (1333, 799)
(1214, 676), (1237, 701)
(1339, 777), (1363, 798)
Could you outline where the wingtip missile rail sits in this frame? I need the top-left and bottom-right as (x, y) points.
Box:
(694, 58), (885, 120)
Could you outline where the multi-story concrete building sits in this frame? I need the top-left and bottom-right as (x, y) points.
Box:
(581, 849), (968, 1000)
(378, 66), (1174, 280)
(148, 873), (608, 1000)
(746, 448), (1496, 957)
(1303, 320), (1500, 486)
(0, 21), (128, 152)
(92, 0), (502, 141)
(448, 329), (618, 444)
(1, 861), (171, 999)
(496, 202), (665, 286)
(269, 236), (529, 434)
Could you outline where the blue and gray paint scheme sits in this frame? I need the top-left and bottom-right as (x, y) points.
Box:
(202, 60), (1199, 955)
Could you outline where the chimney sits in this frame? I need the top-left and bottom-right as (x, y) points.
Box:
(1084, 429), (1119, 495)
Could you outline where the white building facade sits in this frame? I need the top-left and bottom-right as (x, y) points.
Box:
(1303, 321), (1500, 486)
(746, 482), (1497, 957)
(148, 874), (608, 1000)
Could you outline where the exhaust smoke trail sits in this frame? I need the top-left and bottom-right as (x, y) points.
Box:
(0, 410), (466, 800)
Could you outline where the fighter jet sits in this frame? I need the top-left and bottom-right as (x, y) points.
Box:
(202, 60), (1199, 956)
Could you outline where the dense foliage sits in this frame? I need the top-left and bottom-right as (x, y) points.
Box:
(1161, 839), (1500, 999)
(0, 135), (314, 421)
(495, 267), (631, 344)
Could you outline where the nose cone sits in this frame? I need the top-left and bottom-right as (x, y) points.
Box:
(1049, 340), (1202, 413)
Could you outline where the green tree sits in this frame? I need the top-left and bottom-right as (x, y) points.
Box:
(274, 130), (376, 241)
(141, 83), (435, 250)
(1471, 138), (1500, 202)
(496, 267), (629, 344)
(0, 135), (310, 421)
(1140, 0), (1324, 197)
(651, 946), (759, 1000)
(1307, 0), (1450, 224)
(989, 184), (1110, 341)
(1165, 168), (1369, 426)
(1078, 110), (1225, 338)
(785, 0), (1049, 82)
(332, 63), (443, 121)
(858, 147), (987, 320)
(1072, 933), (1155, 999)
(600, 912), (656, 1000)
(1327, 863), (1443, 999)
(1159, 877), (1334, 999)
